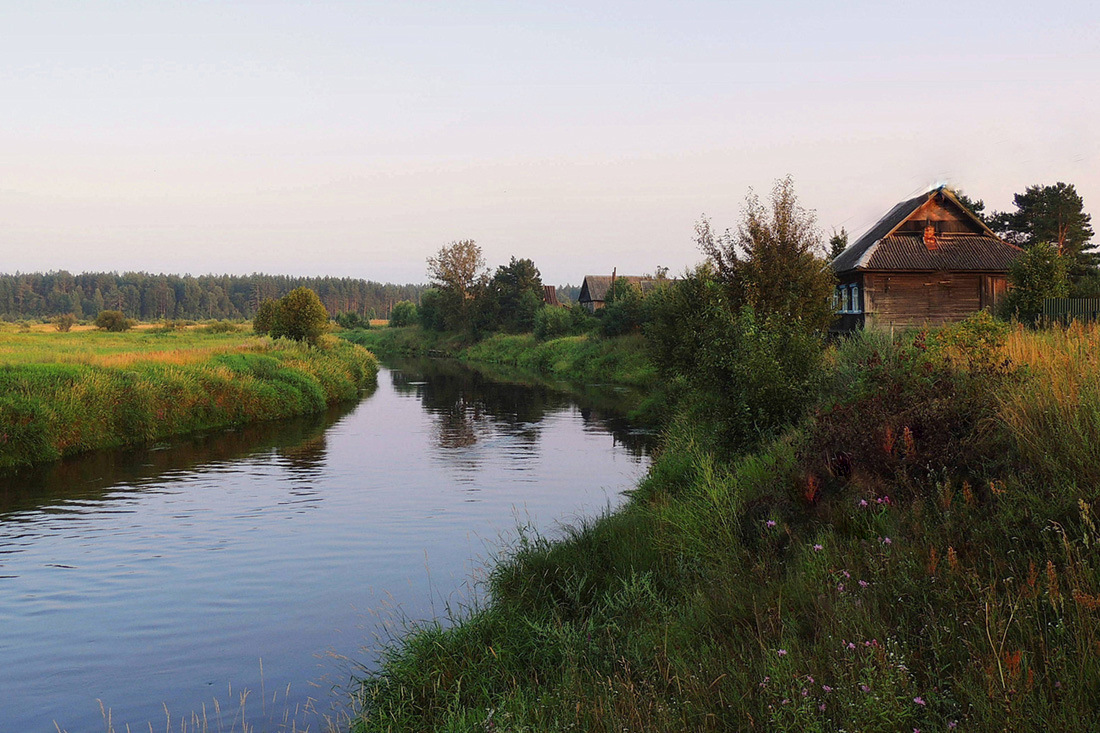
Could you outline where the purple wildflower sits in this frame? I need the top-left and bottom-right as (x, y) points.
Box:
(860, 684), (871, 693)
(813, 544), (824, 552)
(777, 649), (787, 656)
(822, 685), (833, 692)
(766, 520), (777, 528)
(819, 703), (827, 712)
(859, 499), (868, 507)
(914, 696), (926, 706)
(859, 580), (870, 588)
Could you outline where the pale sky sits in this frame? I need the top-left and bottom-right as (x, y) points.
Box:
(2, 1), (1097, 284)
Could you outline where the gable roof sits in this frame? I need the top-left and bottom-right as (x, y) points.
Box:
(832, 187), (1020, 274)
(579, 275), (646, 303)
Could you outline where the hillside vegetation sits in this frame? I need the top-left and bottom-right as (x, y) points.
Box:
(0, 328), (378, 470)
(351, 318), (1100, 732)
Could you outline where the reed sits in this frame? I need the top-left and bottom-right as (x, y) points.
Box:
(0, 330), (377, 469)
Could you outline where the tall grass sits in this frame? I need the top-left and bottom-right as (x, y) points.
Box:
(0, 331), (378, 469)
(352, 322), (1100, 732)
(999, 321), (1100, 487)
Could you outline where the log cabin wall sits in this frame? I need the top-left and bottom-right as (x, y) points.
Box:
(863, 272), (1007, 330)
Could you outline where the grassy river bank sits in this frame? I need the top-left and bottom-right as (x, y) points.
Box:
(346, 320), (1100, 732)
(0, 328), (378, 470)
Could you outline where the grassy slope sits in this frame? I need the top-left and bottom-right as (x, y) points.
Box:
(0, 329), (378, 469)
(342, 326), (657, 389)
(353, 323), (1100, 732)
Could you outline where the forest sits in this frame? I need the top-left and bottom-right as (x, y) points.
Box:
(0, 271), (426, 322)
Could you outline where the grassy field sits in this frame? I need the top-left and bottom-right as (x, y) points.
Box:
(351, 322), (1100, 732)
(0, 327), (378, 470)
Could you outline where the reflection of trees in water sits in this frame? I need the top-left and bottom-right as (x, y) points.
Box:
(278, 433), (328, 475)
(388, 358), (654, 459)
(0, 401), (359, 518)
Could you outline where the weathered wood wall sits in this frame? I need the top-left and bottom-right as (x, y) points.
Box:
(863, 272), (1007, 330)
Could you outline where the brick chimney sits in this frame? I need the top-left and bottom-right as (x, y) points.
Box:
(923, 224), (938, 251)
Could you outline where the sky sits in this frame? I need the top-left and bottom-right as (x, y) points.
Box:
(2, 1), (1098, 285)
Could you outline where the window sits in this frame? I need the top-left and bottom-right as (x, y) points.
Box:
(849, 283), (861, 313)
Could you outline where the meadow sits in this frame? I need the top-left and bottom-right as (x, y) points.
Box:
(351, 320), (1100, 732)
(0, 325), (378, 470)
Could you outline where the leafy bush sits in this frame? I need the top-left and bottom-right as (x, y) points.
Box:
(252, 299), (279, 335)
(418, 288), (446, 331)
(203, 320), (240, 334)
(1000, 241), (1068, 323)
(533, 306), (572, 339)
(389, 300), (418, 327)
(269, 287), (329, 344)
(647, 266), (824, 455)
(599, 278), (648, 337)
(94, 310), (132, 332)
(334, 312), (371, 330)
(53, 313), (76, 332)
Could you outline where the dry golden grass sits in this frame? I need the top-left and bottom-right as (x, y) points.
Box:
(999, 322), (1100, 486)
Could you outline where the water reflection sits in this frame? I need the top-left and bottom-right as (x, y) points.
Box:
(0, 396), (367, 520)
(0, 360), (649, 733)
(389, 358), (654, 459)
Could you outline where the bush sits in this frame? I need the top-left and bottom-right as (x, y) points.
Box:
(94, 310), (132, 332)
(269, 287), (329, 345)
(534, 306), (573, 339)
(253, 299), (279, 336)
(53, 313), (76, 332)
(334, 312), (370, 330)
(647, 266), (824, 455)
(418, 288), (446, 331)
(203, 320), (240, 333)
(389, 301), (418, 327)
(1000, 241), (1069, 324)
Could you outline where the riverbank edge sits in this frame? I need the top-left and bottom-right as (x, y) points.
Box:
(341, 326), (658, 388)
(0, 338), (379, 471)
(349, 322), (1100, 731)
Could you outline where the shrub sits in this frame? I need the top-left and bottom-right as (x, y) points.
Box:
(1000, 241), (1069, 324)
(334, 312), (370, 330)
(94, 310), (132, 332)
(534, 306), (573, 340)
(203, 320), (240, 334)
(418, 288), (446, 331)
(252, 299), (279, 336)
(53, 313), (77, 332)
(269, 287), (329, 345)
(389, 300), (418, 327)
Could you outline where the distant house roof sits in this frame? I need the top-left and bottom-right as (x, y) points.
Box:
(542, 285), (561, 307)
(832, 187), (1021, 274)
(578, 275), (656, 304)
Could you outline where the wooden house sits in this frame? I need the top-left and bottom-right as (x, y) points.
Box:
(578, 275), (654, 313)
(830, 187), (1022, 333)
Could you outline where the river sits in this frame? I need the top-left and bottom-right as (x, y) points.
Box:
(0, 358), (651, 732)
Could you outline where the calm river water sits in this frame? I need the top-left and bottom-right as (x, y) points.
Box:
(0, 358), (650, 732)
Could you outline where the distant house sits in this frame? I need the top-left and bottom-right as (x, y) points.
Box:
(542, 285), (563, 307)
(830, 187), (1022, 333)
(578, 275), (654, 313)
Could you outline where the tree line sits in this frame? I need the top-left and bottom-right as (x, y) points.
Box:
(0, 272), (426, 322)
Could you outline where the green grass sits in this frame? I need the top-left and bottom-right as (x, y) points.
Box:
(343, 327), (657, 388)
(352, 325), (1100, 732)
(0, 329), (378, 469)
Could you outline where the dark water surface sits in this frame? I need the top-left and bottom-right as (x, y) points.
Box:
(0, 358), (651, 732)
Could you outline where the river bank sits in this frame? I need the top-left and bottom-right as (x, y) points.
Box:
(342, 326), (657, 389)
(351, 320), (1100, 732)
(0, 329), (378, 470)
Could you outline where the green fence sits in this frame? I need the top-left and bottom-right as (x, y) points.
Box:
(1043, 298), (1100, 325)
